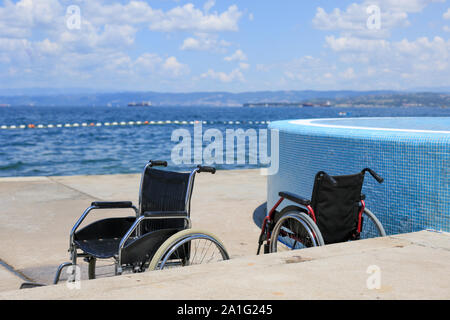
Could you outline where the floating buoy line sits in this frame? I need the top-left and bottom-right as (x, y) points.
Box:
(0, 120), (271, 130)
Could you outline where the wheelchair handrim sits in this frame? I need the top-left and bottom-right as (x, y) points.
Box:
(270, 212), (324, 253)
(148, 229), (229, 270)
(159, 234), (228, 269)
(362, 208), (387, 238)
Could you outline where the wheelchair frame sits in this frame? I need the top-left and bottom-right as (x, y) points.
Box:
(54, 161), (221, 284)
(257, 168), (386, 254)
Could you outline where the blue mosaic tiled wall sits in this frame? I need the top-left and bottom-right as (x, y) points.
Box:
(267, 118), (450, 235)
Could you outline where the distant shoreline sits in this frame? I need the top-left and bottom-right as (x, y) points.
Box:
(0, 90), (449, 108)
(1, 104), (448, 109)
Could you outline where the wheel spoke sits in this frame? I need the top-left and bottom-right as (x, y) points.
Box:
(200, 240), (214, 264)
(270, 211), (323, 253)
(148, 230), (229, 270)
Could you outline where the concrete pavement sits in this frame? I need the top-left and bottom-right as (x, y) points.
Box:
(1, 230), (449, 299)
(0, 169), (449, 299)
(0, 169), (265, 290)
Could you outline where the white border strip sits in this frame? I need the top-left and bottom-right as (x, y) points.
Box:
(289, 117), (450, 134)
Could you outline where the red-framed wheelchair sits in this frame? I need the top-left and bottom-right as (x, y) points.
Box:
(257, 168), (386, 254)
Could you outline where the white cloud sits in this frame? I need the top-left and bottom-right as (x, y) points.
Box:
(1, 1), (242, 48)
(134, 53), (163, 72)
(444, 9), (450, 33)
(35, 38), (61, 55)
(325, 34), (450, 68)
(0, 0), (205, 89)
(162, 56), (190, 77)
(278, 56), (339, 86)
(313, 5), (407, 38)
(327, 35), (450, 88)
(239, 62), (250, 70)
(313, 1), (444, 39)
(272, 30), (450, 90)
(181, 37), (202, 50)
(0, 0), (64, 38)
(393, 36), (449, 63)
(341, 67), (356, 79)
(444, 8), (450, 19)
(306, 0), (450, 89)
(255, 64), (273, 72)
(200, 68), (244, 83)
(325, 36), (390, 52)
(82, 1), (163, 26)
(148, 4), (243, 32)
(0, 0), (245, 89)
(97, 24), (137, 47)
(72, 1), (243, 34)
(224, 49), (247, 62)
(203, 0), (215, 13)
(180, 33), (231, 52)
(55, 20), (138, 54)
(379, 0), (440, 13)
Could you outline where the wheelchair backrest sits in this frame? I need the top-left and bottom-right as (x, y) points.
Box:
(139, 167), (194, 215)
(310, 171), (365, 244)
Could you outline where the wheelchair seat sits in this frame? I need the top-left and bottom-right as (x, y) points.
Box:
(74, 238), (124, 259)
(73, 217), (136, 258)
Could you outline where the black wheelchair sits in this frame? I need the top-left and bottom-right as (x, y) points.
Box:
(257, 168), (386, 254)
(53, 160), (230, 284)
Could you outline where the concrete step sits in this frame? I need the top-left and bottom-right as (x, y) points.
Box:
(2, 230), (449, 300)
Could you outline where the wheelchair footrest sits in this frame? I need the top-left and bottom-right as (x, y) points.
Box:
(20, 282), (46, 289)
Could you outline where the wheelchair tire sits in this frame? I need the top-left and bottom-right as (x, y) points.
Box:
(270, 210), (325, 253)
(147, 229), (230, 271)
(361, 208), (386, 239)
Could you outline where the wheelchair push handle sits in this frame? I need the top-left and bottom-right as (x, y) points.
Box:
(197, 165), (216, 174)
(325, 173), (338, 186)
(319, 171), (338, 186)
(149, 160), (168, 167)
(363, 168), (384, 184)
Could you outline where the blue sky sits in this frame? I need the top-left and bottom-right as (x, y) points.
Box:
(1, 0), (450, 92)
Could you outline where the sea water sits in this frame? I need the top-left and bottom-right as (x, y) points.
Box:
(1, 106), (449, 177)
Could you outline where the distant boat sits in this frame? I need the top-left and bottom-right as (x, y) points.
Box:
(243, 101), (333, 108)
(128, 101), (152, 107)
(0, 104), (10, 108)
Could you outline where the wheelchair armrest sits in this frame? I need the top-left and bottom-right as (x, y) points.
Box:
(143, 211), (188, 217)
(149, 160), (168, 167)
(279, 191), (311, 206)
(70, 202), (138, 250)
(197, 165), (216, 174)
(91, 201), (134, 208)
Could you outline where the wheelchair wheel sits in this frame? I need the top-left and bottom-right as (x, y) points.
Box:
(270, 210), (324, 253)
(147, 229), (230, 271)
(360, 208), (386, 239)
